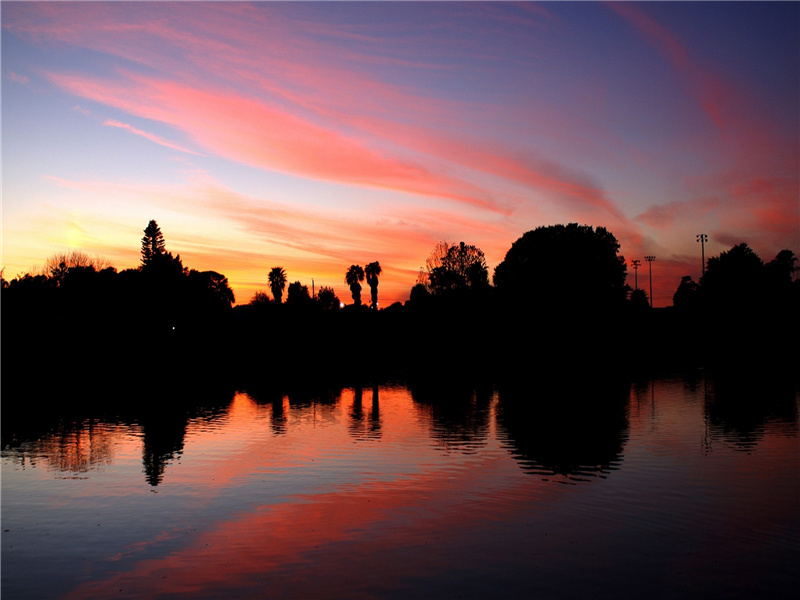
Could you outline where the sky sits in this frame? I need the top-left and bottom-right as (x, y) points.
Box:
(2, 1), (798, 307)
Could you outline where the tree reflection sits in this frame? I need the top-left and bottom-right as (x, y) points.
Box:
(496, 376), (629, 483)
(704, 371), (799, 452)
(137, 385), (233, 486)
(244, 381), (344, 435)
(140, 408), (189, 486)
(2, 420), (116, 475)
(243, 385), (288, 434)
(409, 379), (493, 454)
(2, 383), (235, 486)
(348, 384), (382, 441)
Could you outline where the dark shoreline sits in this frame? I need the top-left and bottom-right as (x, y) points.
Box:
(3, 301), (797, 415)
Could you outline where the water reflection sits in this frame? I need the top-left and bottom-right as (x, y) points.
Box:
(4, 373), (797, 490)
(496, 376), (630, 483)
(140, 407), (189, 486)
(2, 419), (118, 476)
(705, 371), (799, 452)
(348, 384), (383, 441)
(244, 381), (345, 435)
(2, 385), (235, 486)
(409, 379), (493, 454)
(2, 372), (798, 600)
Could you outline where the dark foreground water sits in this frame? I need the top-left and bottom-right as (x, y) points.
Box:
(2, 371), (798, 599)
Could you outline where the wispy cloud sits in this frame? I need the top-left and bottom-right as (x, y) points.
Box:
(47, 70), (509, 214)
(608, 2), (730, 138)
(6, 70), (30, 84)
(19, 1), (630, 223)
(102, 119), (202, 156)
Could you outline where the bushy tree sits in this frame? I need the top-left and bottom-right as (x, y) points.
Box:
(422, 241), (488, 295)
(249, 291), (271, 306)
(44, 250), (113, 283)
(493, 223), (627, 313)
(187, 270), (235, 308)
(766, 249), (799, 309)
(672, 275), (700, 311)
(765, 249), (798, 288)
(700, 243), (765, 310)
(699, 244), (799, 313)
(317, 286), (340, 310)
(629, 288), (651, 311)
(286, 281), (312, 307)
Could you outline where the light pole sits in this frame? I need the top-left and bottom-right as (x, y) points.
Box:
(631, 259), (641, 290)
(645, 255), (656, 307)
(696, 234), (708, 278)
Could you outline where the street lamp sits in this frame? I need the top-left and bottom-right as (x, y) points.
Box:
(631, 259), (641, 290)
(644, 256), (656, 307)
(696, 234), (708, 278)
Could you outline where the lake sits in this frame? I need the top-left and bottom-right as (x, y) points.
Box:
(2, 370), (798, 599)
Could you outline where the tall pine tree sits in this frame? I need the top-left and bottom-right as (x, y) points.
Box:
(141, 220), (166, 267)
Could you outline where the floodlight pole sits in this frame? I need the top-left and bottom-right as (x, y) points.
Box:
(631, 259), (641, 290)
(644, 256), (656, 307)
(696, 234), (708, 278)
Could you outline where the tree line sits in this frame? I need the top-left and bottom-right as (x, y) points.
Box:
(2, 219), (798, 396)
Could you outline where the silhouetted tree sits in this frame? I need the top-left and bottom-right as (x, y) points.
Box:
(44, 250), (112, 284)
(141, 220), (167, 267)
(765, 249), (798, 302)
(345, 264), (365, 306)
(629, 288), (651, 311)
(493, 223), (627, 313)
(672, 275), (700, 311)
(423, 241), (488, 295)
(700, 243), (765, 311)
(187, 269), (235, 308)
(408, 282), (432, 306)
(765, 249), (798, 283)
(365, 261), (382, 309)
(249, 291), (270, 305)
(316, 286), (340, 310)
(268, 267), (287, 304)
(286, 281), (312, 307)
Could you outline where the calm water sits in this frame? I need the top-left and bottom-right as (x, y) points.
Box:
(2, 371), (799, 599)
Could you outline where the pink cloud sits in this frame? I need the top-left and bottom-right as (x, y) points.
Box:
(636, 197), (721, 230)
(609, 2), (730, 138)
(14, 1), (631, 225)
(6, 70), (30, 84)
(102, 119), (202, 155)
(333, 109), (630, 227)
(47, 70), (505, 214)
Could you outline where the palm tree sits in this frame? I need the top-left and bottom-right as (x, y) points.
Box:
(365, 261), (382, 309)
(268, 267), (287, 304)
(345, 264), (365, 306)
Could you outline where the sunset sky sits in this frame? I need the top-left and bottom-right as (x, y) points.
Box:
(3, 1), (798, 307)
